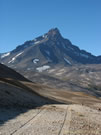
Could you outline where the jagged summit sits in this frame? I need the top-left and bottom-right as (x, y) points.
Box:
(48, 28), (60, 35)
(47, 28), (62, 39)
(0, 28), (101, 71)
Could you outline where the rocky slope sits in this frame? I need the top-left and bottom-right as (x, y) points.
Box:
(19, 64), (101, 98)
(0, 63), (59, 108)
(0, 28), (101, 72)
(0, 63), (100, 108)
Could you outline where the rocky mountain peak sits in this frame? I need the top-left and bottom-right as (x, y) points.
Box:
(47, 28), (62, 39)
(0, 28), (101, 71)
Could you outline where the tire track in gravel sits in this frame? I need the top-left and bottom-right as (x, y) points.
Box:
(11, 105), (68, 135)
(10, 108), (46, 135)
(58, 106), (72, 135)
(58, 106), (68, 135)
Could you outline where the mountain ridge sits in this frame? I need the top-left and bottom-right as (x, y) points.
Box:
(0, 28), (101, 72)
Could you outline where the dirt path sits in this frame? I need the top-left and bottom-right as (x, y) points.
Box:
(0, 104), (101, 135)
(59, 106), (71, 135)
(13, 105), (67, 135)
(11, 108), (45, 135)
(0, 108), (41, 135)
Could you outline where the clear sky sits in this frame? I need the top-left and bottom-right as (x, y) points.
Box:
(0, 0), (101, 56)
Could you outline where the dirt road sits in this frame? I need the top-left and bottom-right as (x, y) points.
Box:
(0, 104), (101, 135)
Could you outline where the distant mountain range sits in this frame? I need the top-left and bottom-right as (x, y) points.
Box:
(0, 28), (101, 72)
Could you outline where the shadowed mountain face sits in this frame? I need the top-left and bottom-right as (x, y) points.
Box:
(0, 63), (28, 81)
(0, 63), (61, 108)
(0, 28), (101, 72)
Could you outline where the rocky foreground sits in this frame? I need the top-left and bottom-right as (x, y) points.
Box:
(0, 104), (101, 135)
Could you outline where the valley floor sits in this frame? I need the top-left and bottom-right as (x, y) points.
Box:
(0, 104), (101, 135)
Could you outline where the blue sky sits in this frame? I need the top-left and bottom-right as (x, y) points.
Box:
(0, 0), (101, 56)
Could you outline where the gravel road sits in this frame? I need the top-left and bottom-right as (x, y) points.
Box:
(0, 104), (101, 135)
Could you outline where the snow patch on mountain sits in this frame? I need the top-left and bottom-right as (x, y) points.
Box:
(36, 65), (50, 72)
(33, 59), (39, 64)
(64, 58), (71, 65)
(68, 46), (74, 50)
(80, 53), (89, 58)
(1, 52), (10, 58)
(8, 52), (24, 64)
(1, 62), (4, 64)
(43, 34), (48, 38)
(42, 35), (45, 38)
(34, 41), (40, 44)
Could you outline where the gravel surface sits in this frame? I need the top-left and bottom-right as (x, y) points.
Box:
(0, 104), (101, 135)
